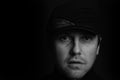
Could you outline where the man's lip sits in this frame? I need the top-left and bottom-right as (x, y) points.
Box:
(68, 61), (85, 64)
(68, 64), (81, 70)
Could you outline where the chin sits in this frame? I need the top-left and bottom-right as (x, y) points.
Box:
(63, 67), (88, 79)
(70, 70), (87, 79)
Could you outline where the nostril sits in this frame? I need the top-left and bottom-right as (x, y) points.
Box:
(70, 47), (81, 56)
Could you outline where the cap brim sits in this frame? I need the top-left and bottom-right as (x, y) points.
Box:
(53, 25), (98, 35)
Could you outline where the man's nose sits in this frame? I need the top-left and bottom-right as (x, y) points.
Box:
(71, 39), (82, 55)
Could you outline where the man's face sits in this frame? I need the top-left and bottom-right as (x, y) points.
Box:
(54, 30), (100, 79)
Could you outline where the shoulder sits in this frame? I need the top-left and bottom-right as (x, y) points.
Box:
(82, 71), (105, 80)
(91, 74), (105, 80)
(40, 74), (56, 80)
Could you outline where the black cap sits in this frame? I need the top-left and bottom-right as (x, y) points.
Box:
(51, 18), (99, 35)
(47, 0), (102, 36)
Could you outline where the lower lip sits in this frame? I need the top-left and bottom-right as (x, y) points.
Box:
(68, 63), (83, 70)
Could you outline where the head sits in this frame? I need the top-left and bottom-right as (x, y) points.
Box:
(50, 19), (101, 79)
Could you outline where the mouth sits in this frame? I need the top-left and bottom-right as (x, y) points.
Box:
(68, 60), (86, 64)
(68, 61), (84, 64)
(67, 60), (86, 70)
(68, 59), (86, 70)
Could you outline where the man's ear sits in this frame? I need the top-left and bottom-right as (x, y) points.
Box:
(96, 45), (100, 55)
(96, 36), (102, 55)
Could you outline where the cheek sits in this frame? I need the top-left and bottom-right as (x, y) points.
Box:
(82, 44), (98, 62)
(55, 43), (70, 63)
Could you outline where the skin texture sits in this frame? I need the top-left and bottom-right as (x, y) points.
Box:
(54, 32), (100, 79)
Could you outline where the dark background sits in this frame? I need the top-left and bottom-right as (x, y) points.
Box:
(0, 0), (117, 80)
(33, 0), (115, 80)
(33, 0), (114, 80)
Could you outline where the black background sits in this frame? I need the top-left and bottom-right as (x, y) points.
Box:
(0, 0), (117, 80)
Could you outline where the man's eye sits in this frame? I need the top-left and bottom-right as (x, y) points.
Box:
(59, 35), (71, 42)
(81, 35), (94, 41)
